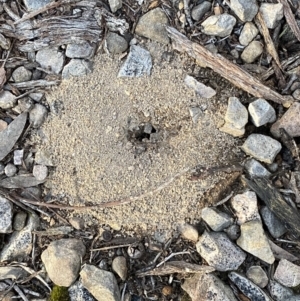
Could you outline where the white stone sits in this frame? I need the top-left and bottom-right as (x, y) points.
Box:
(0, 91), (16, 109)
(23, 0), (53, 11)
(248, 98), (276, 127)
(244, 158), (271, 178)
(4, 163), (17, 177)
(62, 59), (92, 79)
(241, 40), (264, 63)
(231, 191), (260, 225)
(12, 66), (32, 82)
(179, 223), (199, 242)
(239, 22), (259, 46)
(66, 42), (95, 59)
(246, 266), (269, 288)
(201, 207), (233, 231)
(241, 134), (282, 164)
(274, 259), (300, 288)
(184, 75), (216, 98)
(201, 14), (236, 37)
(33, 165), (48, 181)
(260, 3), (284, 29)
(109, 0), (122, 13)
(0, 196), (12, 233)
(36, 47), (65, 74)
(230, 0), (258, 22)
(29, 104), (47, 128)
(268, 280), (294, 301)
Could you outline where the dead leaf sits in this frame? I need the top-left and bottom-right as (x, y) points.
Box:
(148, 0), (160, 10)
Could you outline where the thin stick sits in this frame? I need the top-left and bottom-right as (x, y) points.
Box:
(91, 243), (132, 251)
(156, 251), (190, 268)
(5, 280), (28, 301)
(213, 191), (234, 207)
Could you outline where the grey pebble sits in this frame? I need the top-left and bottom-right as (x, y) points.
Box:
(33, 164), (48, 181)
(62, 59), (92, 79)
(106, 32), (128, 54)
(4, 163), (17, 177)
(0, 196), (13, 233)
(30, 104), (48, 128)
(191, 1), (211, 22)
(0, 91), (16, 109)
(13, 211), (28, 231)
(36, 47), (65, 74)
(66, 42), (95, 59)
(12, 66), (32, 82)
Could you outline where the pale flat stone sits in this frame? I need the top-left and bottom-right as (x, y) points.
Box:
(241, 40), (264, 63)
(239, 22), (259, 46)
(237, 220), (275, 264)
(108, 0), (122, 13)
(274, 259), (300, 288)
(184, 75), (216, 98)
(201, 14), (236, 37)
(36, 47), (65, 74)
(230, 0), (258, 22)
(260, 3), (284, 29)
(112, 256), (127, 281)
(244, 158), (271, 178)
(179, 223), (199, 242)
(201, 207), (233, 231)
(0, 196), (13, 233)
(246, 266), (269, 288)
(0, 91), (17, 109)
(248, 98), (276, 127)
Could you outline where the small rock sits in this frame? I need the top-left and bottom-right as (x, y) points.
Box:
(0, 33), (11, 50)
(0, 175), (45, 188)
(13, 211), (28, 231)
(228, 272), (272, 301)
(0, 196), (13, 233)
(201, 14), (236, 37)
(274, 259), (300, 287)
(62, 59), (92, 79)
(219, 97), (248, 137)
(231, 190), (260, 225)
(32, 164), (48, 181)
(0, 113), (27, 161)
(106, 32), (128, 54)
(241, 134), (282, 164)
(239, 22), (259, 46)
(260, 3), (284, 29)
(29, 104), (47, 128)
(69, 281), (96, 301)
(0, 91), (16, 109)
(196, 231), (246, 271)
(184, 75), (216, 98)
(0, 213), (39, 262)
(80, 265), (121, 301)
(179, 223), (199, 242)
(260, 206), (287, 238)
(41, 239), (86, 286)
(0, 120), (7, 132)
(112, 256), (127, 280)
(241, 40), (264, 63)
(11, 66), (32, 83)
(69, 217), (85, 230)
(135, 8), (169, 44)
(189, 106), (202, 123)
(191, 1), (212, 22)
(36, 47), (65, 74)
(29, 92), (44, 102)
(18, 97), (34, 112)
(35, 149), (53, 166)
(201, 207), (233, 231)
(14, 149), (24, 165)
(66, 42), (95, 59)
(248, 98), (276, 127)
(224, 224), (240, 240)
(246, 266), (269, 288)
(292, 89), (300, 101)
(271, 102), (300, 138)
(244, 158), (271, 178)
(182, 273), (238, 301)
(237, 220), (275, 264)
(230, 0), (258, 22)
(268, 280), (294, 301)
(23, 0), (53, 11)
(118, 45), (152, 78)
(4, 163), (17, 177)
(0, 267), (28, 281)
(108, 0), (122, 13)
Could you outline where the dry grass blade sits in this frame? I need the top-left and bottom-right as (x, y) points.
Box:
(166, 26), (292, 106)
(255, 12), (282, 69)
(279, 0), (300, 42)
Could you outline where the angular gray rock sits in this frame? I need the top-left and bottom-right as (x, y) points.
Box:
(237, 220), (275, 264)
(29, 104), (47, 128)
(106, 32), (128, 54)
(184, 75), (216, 98)
(0, 213), (39, 262)
(260, 3), (284, 29)
(32, 164), (48, 181)
(239, 22), (259, 46)
(118, 45), (152, 78)
(224, 224), (240, 240)
(189, 106), (202, 123)
(231, 190), (260, 225)
(0, 196), (13, 233)
(68, 281), (96, 301)
(228, 272), (272, 301)
(0, 113), (27, 161)
(274, 259), (300, 287)
(23, 0), (53, 11)
(241, 134), (282, 164)
(230, 0), (258, 22)
(191, 1), (212, 22)
(241, 40), (264, 63)
(108, 0), (122, 13)
(0, 175), (45, 188)
(271, 102), (300, 138)
(201, 207), (233, 231)
(182, 273), (238, 301)
(62, 59), (92, 79)
(41, 239), (86, 287)
(35, 149), (54, 166)
(36, 47), (65, 74)
(135, 8), (169, 44)
(201, 14), (236, 37)
(246, 266), (269, 288)
(66, 42), (95, 59)
(260, 206), (287, 238)
(12, 66), (32, 82)
(196, 231), (246, 271)
(268, 280), (294, 301)
(112, 256), (127, 280)
(14, 149), (23, 166)
(0, 91), (17, 109)
(4, 163), (17, 177)
(219, 97), (248, 137)
(80, 265), (121, 301)
(248, 98), (276, 127)
(245, 159), (271, 178)
(179, 223), (199, 242)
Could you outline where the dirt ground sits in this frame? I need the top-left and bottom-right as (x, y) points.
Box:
(36, 41), (242, 235)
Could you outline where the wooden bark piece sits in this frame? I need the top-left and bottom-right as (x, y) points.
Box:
(244, 177), (300, 239)
(166, 27), (291, 106)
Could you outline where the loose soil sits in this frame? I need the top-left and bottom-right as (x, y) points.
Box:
(37, 42), (241, 234)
